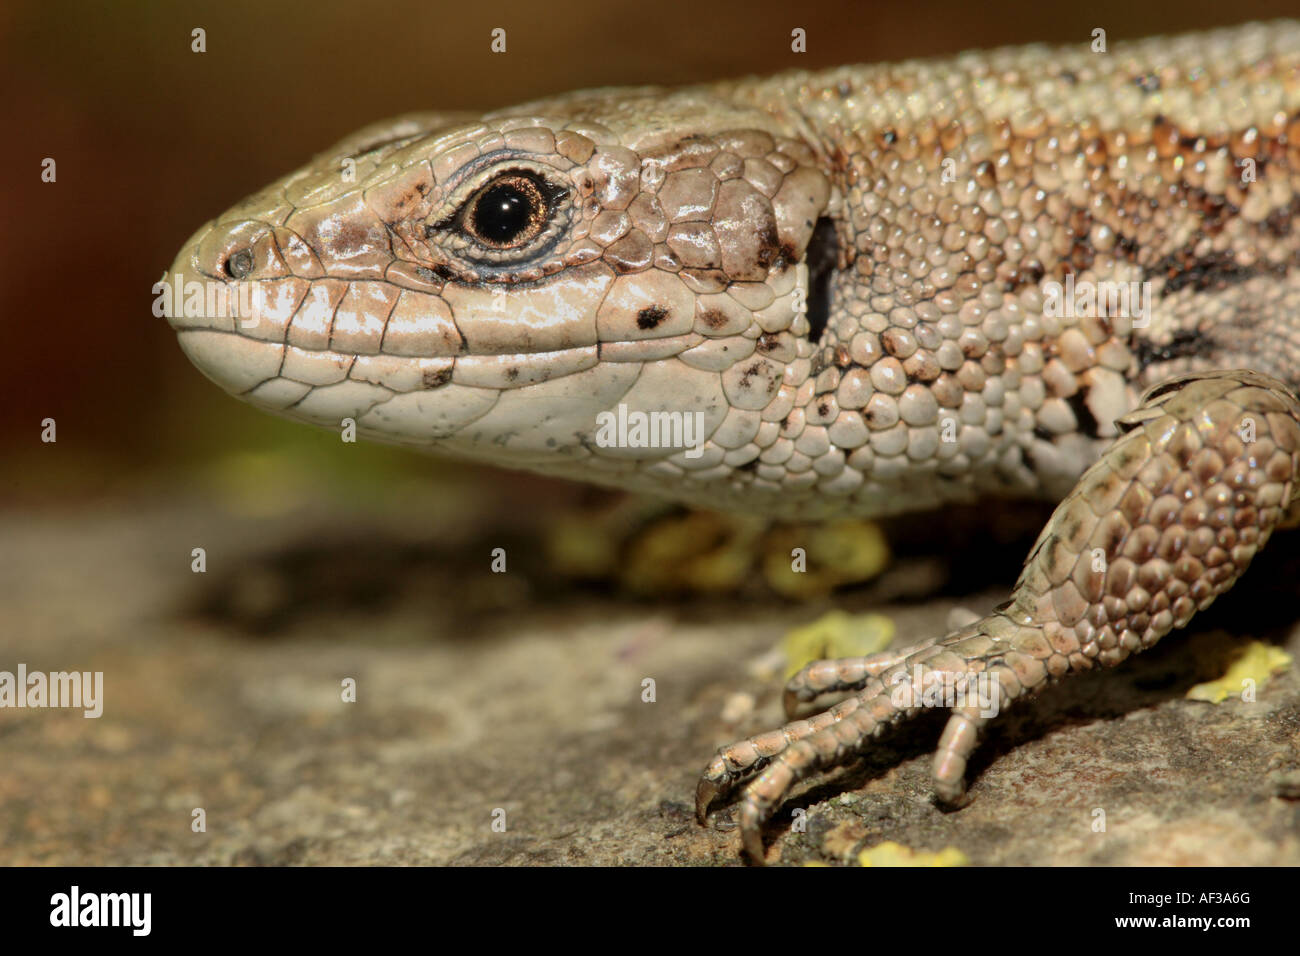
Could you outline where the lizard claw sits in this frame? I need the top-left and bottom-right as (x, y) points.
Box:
(739, 800), (769, 864)
(698, 682), (925, 863)
(781, 687), (801, 720)
(696, 619), (1018, 863)
(694, 769), (722, 824)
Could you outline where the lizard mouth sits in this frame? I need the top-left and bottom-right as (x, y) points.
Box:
(169, 320), (627, 451)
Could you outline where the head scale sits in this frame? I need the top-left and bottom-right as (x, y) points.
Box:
(164, 90), (835, 510)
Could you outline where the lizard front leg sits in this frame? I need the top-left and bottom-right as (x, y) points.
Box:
(697, 369), (1300, 863)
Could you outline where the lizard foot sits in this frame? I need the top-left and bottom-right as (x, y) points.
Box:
(696, 615), (1025, 863)
(697, 369), (1300, 863)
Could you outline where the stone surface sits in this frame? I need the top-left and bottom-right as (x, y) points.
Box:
(1, 489), (1298, 866)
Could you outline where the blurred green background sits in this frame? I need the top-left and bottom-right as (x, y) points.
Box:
(3, 0), (1295, 508)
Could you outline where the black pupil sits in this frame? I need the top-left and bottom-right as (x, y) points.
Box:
(473, 183), (533, 243)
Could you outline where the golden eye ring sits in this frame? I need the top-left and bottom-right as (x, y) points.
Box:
(460, 172), (550, 248)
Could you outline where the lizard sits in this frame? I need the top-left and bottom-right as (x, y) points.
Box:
(161, 20), (1300, 863)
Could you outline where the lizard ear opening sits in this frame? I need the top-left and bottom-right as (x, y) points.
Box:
(804, 217), (838, 346)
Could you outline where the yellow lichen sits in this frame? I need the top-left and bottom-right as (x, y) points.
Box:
(763, 520), (890, 599)
(549, 507), (891, 599)
(622, 511), (766, 594)
(1185, 641), (1293, 703)
(782, 611), (895, 679)
(857, 841), (969, 867)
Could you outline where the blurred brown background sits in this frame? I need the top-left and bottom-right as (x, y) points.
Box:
(4, 0), (1297, 504)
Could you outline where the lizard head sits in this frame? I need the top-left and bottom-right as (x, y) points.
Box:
(162, 91), (835, 505)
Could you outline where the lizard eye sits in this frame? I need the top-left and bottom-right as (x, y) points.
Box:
(425, 161), (573, 273)
(460, 172), (552, 249)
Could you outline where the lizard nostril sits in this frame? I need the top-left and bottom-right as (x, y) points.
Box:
(224, 250), (254, 280)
